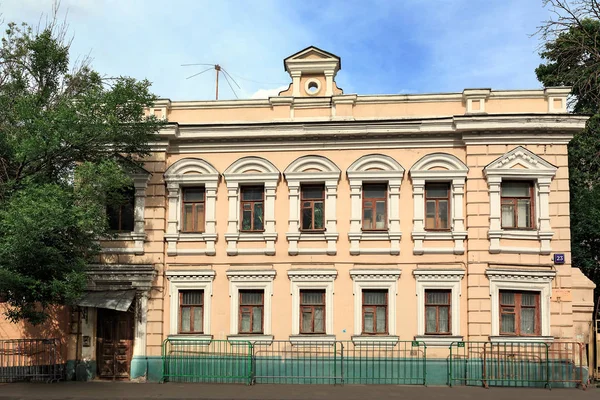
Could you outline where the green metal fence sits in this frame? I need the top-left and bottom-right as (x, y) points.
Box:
(162, 338), (253, 384)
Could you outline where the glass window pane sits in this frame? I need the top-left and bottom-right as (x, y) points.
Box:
(501, 313), (515, 333)
(375, 201), (386, 229)
(517, 199), (531, 228)
(252, 307), (262, 333)
(182, 291), (203, 305)
(364, 184), (386, 199)
(425, 307), (437, 333)
(521, 308), (535, 334)
(195, 203), (205, 231)
(183, 204), (193, 231)
(362, 208), (373, 229)
(121, 203), (135, 231)
(184, 188), (205, 202)
(364, 310), (374, 333)
(181, 308), (191, 332)
(301, 291), (324, 305)
(314, 307), (324, 332)
(501, 203), (514, 228)
(241, 291), (263, 305)
(376, 306), (386, 333)
(107, 205), (120, 231)
(438, 200), (449, 229)
(302, 186), (324, 199)
(426, 184), (449, 198)
(302, 309), (313, 333)
(364, 291), (386, 305)
(439, 307), (449, 333)
(253, 203), (264, 230)
(426, 291), (449, 305)
(302, 207), (313, 230)
(501, 181), (530, 197)
(241, 187), (263, 201)
(314, 202), (324, 229)
(242, 209), (252, 231)
(425, 201), (436, 229)
(240, 311), (251, 333)
(500, 292), (515, 305)
(521, 293), (536, 306)
(193, 307), (203, 332)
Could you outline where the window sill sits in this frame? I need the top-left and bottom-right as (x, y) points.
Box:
(489, 230), (542, 241)
(414, 335), (463, 347)
(489, 336), (554, 343)
(351, 335), (399, 346)
(289, 335), (336, 345)
(227, 334), (273, 344)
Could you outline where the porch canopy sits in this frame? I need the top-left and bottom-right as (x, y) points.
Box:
(76, 290), (136, 312)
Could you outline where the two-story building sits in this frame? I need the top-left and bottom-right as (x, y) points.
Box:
(1, 46), (596, 384)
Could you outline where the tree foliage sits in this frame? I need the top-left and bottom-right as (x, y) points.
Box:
(0, 17), (164, 324)
(536, 0), (600, 292)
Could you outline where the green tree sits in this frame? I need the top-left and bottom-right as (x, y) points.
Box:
(536, 0), (600, 293)
(0, 17), (164, 324)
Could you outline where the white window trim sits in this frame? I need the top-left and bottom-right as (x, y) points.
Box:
(349, 269), (401, 345)
(226, 269), (276, 343)
(166, 270), (215, 339)
(413, 269), (465, 346)
(486, 268), (555, 340)
(223, 157), (280, 256)
(101, 173), (150, 255)
(288, 269), (337, 342)
(164, 158), (220, 256)
(409, 153), (468, 255)
(484, 147), (558, 255)
(284, 156), (341, 256)
(347, 154), (405, 255)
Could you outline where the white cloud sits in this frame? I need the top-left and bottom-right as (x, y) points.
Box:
(251, 85), (288, 99)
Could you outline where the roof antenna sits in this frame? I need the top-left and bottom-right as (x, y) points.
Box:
(181, 63), (241, 100)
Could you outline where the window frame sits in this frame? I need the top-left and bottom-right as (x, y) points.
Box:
(238, 290), (265, 335)
(500, 180), (535, 230)
(499, 290), (541, 337)
(240, 185), (265, 233)
(361, 289), (388, 335)
(107, 186), (136, 233)
(424, 289), (451, 335)
(300, 184), (326, 232)
(181, 186), (206, 233)
(299, 289), (326, 334)
(361, 183), (388, 231)
(178, 290), (204, 334)
(424, 182), (451, 231)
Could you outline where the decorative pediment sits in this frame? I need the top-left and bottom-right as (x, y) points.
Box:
(284, 46), (341, 78)
(413, 269), (465, 282)
(347, 154), (405, 179)
(485, 268), (556, 283)
(224, 156), (279, 175)
(226, 269), (276, 281)
(484, 146), (557, 177)
(349, 269), (401, 281)
(164, 158), (220, 181)
(288, 269), (338, 282)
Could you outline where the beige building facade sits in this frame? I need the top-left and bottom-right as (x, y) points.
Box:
(0, 46), (596, 383)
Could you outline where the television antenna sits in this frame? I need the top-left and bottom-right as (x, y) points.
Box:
(181, 63), (241, 100)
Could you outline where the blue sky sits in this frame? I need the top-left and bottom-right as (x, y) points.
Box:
(5, 0), (552, 100)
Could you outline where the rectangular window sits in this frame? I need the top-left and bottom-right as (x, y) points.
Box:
(301, 185), (325, 231)
(300, 290), (326, 334)
(499, 290), (540, 336)
(425, 290), (451, 334)
(239, 290), (264, 334)
(501, 181), (534, 229)
(425, 183), (450, 230)
(107, 187), (135, 232)
(362, 183), (387, 230)
(182, 187), (205, 233)
(240, 186), (264, 232)
(179, 290), (203, 334)
(362, 290), (388, 334)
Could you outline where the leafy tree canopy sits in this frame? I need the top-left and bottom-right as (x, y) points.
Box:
(0, 18), (164, 324)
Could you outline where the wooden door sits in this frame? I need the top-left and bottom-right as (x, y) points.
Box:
(96, 308), (134, 380)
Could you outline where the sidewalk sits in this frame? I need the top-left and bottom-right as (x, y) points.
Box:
(0, 382), (597, 400)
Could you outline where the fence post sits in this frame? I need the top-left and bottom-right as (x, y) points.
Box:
(545, 342), (551, 390)
(448, 343), (453, 387)
(423, 342), (427, 386)
(340, 341), (344, 385)
(482, 342), (488, 389)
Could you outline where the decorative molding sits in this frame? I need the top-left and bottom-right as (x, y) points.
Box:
(463, 88), (491, 114)
(166, 270), (215, 335)
(409, 153), (469, 255)
(288, 269), (337, 336)
(484, 147), (558, 255)
(86, 264), (156, 292)
(223, 156), (280, 256)
(486, 268), (555, 337)
(414, 335), (463, 347)
(346, 154), (405, 255)
(226, 270), (276, 335)
(350, 269), (401, 337)
(284, 155), (341, 255)
(164, 158), (220, 256)
(413, 269), (465, 337)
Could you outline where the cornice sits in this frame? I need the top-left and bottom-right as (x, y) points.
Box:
(413, 269), (465, 281)
(349, 269), (402, 281)
(226, 269), (276, 281)
(288, 269), (338, 281)
(166, 270), (216, 281)
(485, 268), (556, 282)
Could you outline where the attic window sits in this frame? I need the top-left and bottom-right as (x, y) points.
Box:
(305, 79), (320, 95)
